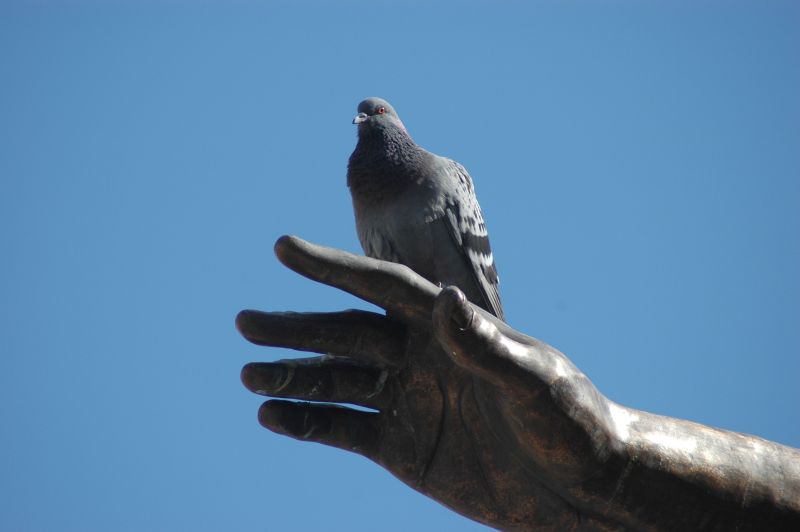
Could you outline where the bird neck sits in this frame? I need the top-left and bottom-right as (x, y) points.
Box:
(347, 125), (426, 202)
(356, 124), (419, 164)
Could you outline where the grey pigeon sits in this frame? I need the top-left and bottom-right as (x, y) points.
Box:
(347, 97), (504, 320)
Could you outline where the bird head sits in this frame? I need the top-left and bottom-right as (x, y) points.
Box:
(352, 97), (406, 133)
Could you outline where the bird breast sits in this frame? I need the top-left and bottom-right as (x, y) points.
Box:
(354, 185), (445, 282)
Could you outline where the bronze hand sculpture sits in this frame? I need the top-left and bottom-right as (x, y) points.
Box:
(238, 236), (800, 530)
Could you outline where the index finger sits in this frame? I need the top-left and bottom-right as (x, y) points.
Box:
(274, 235), (439, 327)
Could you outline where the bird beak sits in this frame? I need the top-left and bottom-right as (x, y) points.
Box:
(352, 112), (368, 125)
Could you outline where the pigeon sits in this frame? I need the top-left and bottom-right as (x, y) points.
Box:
(347, 97), (504, 321)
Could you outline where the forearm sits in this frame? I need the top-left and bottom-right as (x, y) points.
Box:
(600, 403), (800, 530)
(494, 320), (800, 530)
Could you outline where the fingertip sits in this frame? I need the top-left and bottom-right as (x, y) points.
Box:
(434, 286), (474, 333)
(273, 234), (293, 259)
(257, 400), (284, 432)
(241, 362), (292, 396)
(258, 400), (330, 440)
(240, 362), (260, 392)
(273, 234), (305, 268)
(258, 400), (306, 436)
(235, 309), (256, 337)
(432, 287), (478, 371)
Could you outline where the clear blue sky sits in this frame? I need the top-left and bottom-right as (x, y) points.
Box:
(1, 2), (798, 530)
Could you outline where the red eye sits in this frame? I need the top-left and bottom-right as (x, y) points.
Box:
(377, 106), (386, 114)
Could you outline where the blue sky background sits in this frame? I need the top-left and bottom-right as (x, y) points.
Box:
(1, 2), (798, 530)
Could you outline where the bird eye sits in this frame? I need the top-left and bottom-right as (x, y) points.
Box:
(377, 106), (386, 115)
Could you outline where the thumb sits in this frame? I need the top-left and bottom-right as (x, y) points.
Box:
(432, 287), (539, 389)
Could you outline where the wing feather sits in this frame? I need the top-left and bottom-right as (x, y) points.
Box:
(440, 161), (504, 320)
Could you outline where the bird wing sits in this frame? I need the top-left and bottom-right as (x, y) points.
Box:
(438, 160), (504, 321)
